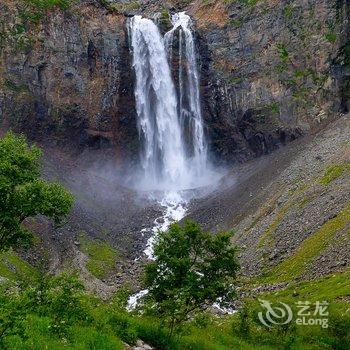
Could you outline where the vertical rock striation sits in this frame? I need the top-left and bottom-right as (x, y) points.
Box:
(187, 0), (350, 162)
(0, 0), (138, 163)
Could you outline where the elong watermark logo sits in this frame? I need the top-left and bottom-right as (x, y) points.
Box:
(258, 299), (329, 329)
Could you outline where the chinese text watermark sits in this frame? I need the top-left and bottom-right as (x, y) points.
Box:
(258, 299), (329, 328)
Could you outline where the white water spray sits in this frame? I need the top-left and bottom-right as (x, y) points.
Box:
(129, 13), (209, 191)
(129, 16), (188, 190)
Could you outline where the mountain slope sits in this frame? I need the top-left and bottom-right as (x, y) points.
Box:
(189, 114), (350, 282)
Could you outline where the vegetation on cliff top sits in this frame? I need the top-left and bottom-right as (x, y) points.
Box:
(0, 0), (74, 53)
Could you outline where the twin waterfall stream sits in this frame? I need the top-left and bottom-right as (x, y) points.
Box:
(129, 12), (207, 191)
(127, 12), (214, 310)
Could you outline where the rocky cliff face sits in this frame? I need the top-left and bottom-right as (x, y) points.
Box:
(188, 0), (350, 161)
(0, 0), (349, 163)
(0, 0), (137, 163)
(188, 114), (350, 282)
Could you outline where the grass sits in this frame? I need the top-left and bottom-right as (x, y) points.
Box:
(79, 234), (118, 279)
(324, 31), (337, 43)
(19, 0), (73, 24)
(4, 79), (29, 93)
(269, 268), (350, 305)
(1, 0), (74, 53)
(0, 250), (39, 282)
(28, 0), (71, 11)
(262, 203), (350, 283)
(99, 0), (140, 14)
(237, 269), (350, 349)
(224, 0), (260, 7)
(132, 269), (350, 349)
(258, 202), (292, 248)
(258, 184), (308, 248)
(319, 163), (350, 185)
(1, 267), (349, 349)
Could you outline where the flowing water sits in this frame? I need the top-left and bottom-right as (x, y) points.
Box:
(142, 191), (187, 259)
(129, 13), (209, 191)
(164, 12), (207, 176)
(129, 15), (188, 190)
(127, 12), (221, 311)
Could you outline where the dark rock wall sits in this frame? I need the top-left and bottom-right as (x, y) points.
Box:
(0, 0), (138, 163)
(1, 0), (349, 165)
(188, 0), (350, 162)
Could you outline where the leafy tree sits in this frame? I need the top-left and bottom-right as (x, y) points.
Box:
(0, 132), (74, 251)
(144, 220), (239, 335)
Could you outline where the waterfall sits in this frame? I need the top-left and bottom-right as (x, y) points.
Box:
(127, 14), (219, 309)
(128, 15), (188, 189)
(165, 12), (207, 176)
(129, 13), (208, 191)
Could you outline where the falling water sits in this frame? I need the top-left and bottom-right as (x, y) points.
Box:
(129, 16), (188, 189)
(165, 12), (207, 176)
(128, 12), (221, 258)
(129, 13), (208, 190)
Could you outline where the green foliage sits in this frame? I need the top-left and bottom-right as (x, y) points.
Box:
(293, 68), (327, 87)
(79, 233), (118, 279)
(0, 250), (39, 281)
(19, 0), (72, 24)
(27, 0), (71, 11)
(258, 201), (292, 248)
(202, 0), (215, 6)
(99, 0), (140, 14)
(108, 313), (138, 344)
(283, 5), (294, 20)
(0, 268), (349, 349)
(319, 163), (350, 185)
(264, 102), (280, 116)
(324, 31), (337, 43)
(262, 203), (350, 283)
(238, 0), (260, 6)
(0, 132), (74, 251)
(144, 220), (239, 335)
(228, 76), (243, 85)
(276, 43), (289, 62)
(0, 0), (73, 53)
(4, 80), (28, 93)
(0, 274), (124, 349)
(158, 8), (172, 30)
(237, 269), (350, 349)
(230, 18), (243, 28)
(224, 0), (260, 7)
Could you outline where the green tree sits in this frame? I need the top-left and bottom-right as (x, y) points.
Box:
(0, 132), (74, 251)
(144, 220), (239, 336)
